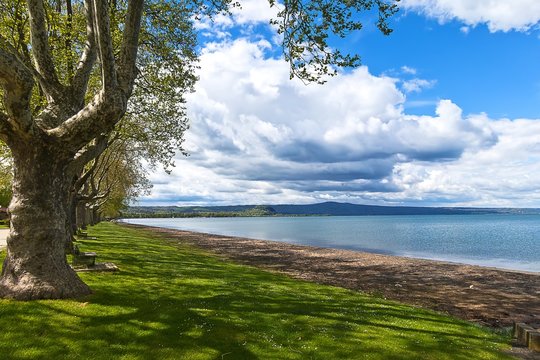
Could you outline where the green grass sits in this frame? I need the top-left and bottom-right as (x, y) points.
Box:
(0, 222), (513, 359)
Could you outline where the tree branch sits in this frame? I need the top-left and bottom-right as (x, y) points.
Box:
(47, 0), (145, 150)
(95, 148), (121, 187)
(26, 0), (64, 100)
(93, 195), (110, 209)
(75, 153), (101, 193)
(0, 45), (35, 136)
(65, 0), (74, 80)
(47, 89), (125, 150)
(71, 0), (97, 104)
(79, 187), (110, 203)
(117, 0), (144, 95)
(68, 134), (109, 177)
(92, 0), (117, 92)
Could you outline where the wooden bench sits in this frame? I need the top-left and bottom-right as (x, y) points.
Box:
(76, 231), (98, 240)
(72, 245), (97, 267)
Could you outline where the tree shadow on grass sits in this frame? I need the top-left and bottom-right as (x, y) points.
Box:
(0, 224), (513, 359)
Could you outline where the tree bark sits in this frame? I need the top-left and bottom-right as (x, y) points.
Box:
(0, 140), (91, 300)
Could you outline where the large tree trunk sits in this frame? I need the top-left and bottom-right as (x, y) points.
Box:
(0, 141), (91, 300)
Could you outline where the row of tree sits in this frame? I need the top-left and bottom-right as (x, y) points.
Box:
(0, 0), (399, 299)
(0, 135), (151, 221)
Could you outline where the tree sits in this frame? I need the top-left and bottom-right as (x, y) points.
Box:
(0, 0), (399, 300)
(75, 133), (152, 228)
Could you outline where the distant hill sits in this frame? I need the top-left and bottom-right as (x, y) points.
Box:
(270, 202), (540, 215)
(122, 201), (540, 218)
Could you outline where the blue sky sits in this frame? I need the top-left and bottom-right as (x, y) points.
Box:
(358, 12), (540, 119)
(139, 0), (540, 208)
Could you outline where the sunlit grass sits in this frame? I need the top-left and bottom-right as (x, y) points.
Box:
(0, 222), (513, 359)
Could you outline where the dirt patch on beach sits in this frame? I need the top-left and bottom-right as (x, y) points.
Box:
(125, 224), (539, 330)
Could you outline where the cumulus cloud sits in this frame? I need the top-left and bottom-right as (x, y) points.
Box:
(129, 0), (540, 207)
(402, 0), (540, 32)
(188, 39), (496, 166)
(135, 36), (540, 207)
(390, 117), (540, 206)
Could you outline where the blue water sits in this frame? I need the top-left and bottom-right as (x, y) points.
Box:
(122, 215), (540, 272)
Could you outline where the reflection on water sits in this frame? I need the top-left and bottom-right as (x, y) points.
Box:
(123, 215), (540, 272)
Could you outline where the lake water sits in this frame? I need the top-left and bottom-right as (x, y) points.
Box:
(122, 215), (540, 273)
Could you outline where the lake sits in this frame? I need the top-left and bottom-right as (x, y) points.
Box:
(122, 215), (540, 272)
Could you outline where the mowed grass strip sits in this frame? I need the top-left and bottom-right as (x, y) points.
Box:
(0, 222), (513, 359)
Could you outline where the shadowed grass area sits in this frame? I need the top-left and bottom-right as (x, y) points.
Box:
(0, 222), (513, 359)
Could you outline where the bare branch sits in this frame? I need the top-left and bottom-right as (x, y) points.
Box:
(68, 134), (109, 176)
(117, 0), (144, 94)
(74, 133), (124, 194)
(91, 0), (117, 92)
(71, 0), (97, 103)
(93, 195), (110, 209)
(75, 154), (101, 193)
(79, 187), (110, 203)
(26, 0), (64, 100)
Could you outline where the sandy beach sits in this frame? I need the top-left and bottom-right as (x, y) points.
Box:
(125, 223), (540, 330)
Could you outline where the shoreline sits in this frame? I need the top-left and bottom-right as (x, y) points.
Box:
(124, 223), (540, 329)
(121, 217), (540, 274)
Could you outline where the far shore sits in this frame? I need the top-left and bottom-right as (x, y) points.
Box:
(124, 223), (540, 329)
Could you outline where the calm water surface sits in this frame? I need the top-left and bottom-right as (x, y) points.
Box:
(123, 215), (540, 272)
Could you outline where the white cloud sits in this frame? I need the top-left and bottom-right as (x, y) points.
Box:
(402, 0), (540, 32)
(137, 36), (540, 207)
(194, 0), (279, 38)
(391, 117), (540, 206)
(402, 78), (436, 93)
(401, 66), (417, 75)
(229, 0), (279, 25)
(460, 26), (470, 34)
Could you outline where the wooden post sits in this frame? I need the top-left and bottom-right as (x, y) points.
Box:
(515, 323), (535, 346)
(528, 331), (540, 352)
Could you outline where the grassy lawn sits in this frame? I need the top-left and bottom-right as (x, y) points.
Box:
(0, 222), (513, 359)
